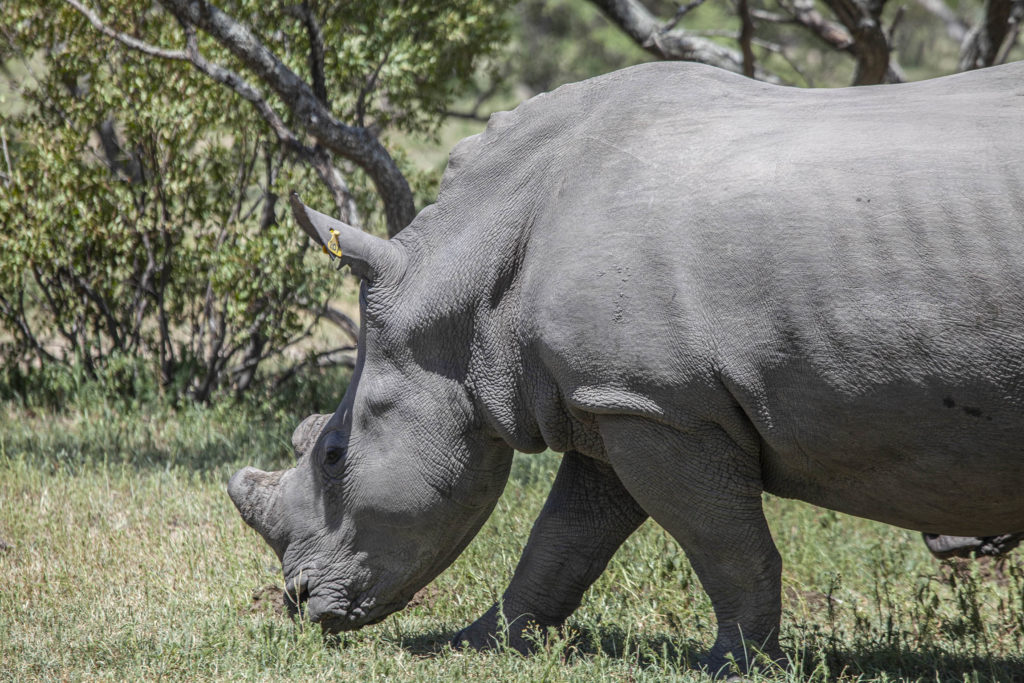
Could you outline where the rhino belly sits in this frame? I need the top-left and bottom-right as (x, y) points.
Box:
(757, 378), (1024, 536)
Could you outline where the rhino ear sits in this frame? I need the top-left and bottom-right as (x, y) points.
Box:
(290, 192), (403, 282)
(292, 413), (332, 463)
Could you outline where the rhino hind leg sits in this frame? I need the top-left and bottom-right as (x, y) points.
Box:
(599, 415), (785, 677)
(453, 450), (647, 653)
(922, 532), (1024, 559)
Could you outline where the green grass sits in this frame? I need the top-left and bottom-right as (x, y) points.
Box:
(2, 393), (1023, 681)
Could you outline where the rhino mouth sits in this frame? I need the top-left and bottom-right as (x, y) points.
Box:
(283, 571), (407, 632)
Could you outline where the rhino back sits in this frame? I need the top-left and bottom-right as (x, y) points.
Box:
(506, 63), (1024, 533)
(401, 62), (1024, 534)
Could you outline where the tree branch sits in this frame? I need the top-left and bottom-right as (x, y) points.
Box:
(307, 147), (360, 224)
(821, 0), (893, 84)
(157, 0), (415, 236)
(355, 46), (392, 129)
(779, 0), (853, 51)
(63, 0), (188, 60)
(443, 78), (501, 122)
(181, 26), (304, 151)
(67, 0), (412, 235)
(285, 1), (329, 106)
(0, 127), (11, 187)
(588, 0), (780, 82)
(750, 37), (817, 85)
(316, 304), (359, 343)
(662, 0), (710, 32)
(959, 0), (1016, 70)
(994, 3), (1022, 63)
(737, 0), (757, 78)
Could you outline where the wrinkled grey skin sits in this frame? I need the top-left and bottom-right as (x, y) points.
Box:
(228, 61), (1024, 675)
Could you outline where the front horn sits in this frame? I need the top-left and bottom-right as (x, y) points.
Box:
(290, 192), (404, 282)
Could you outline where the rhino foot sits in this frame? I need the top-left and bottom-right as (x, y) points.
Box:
(451, 604), (551, 654)
(922, 532), (1024, 560)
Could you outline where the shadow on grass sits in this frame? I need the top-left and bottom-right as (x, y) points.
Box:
(1, 366), (352, 475)
(388, 623), (1024, 681)
(800, 645), (1024, 683)
(1, 414), (293, 475)
(388, 623), (703, 670)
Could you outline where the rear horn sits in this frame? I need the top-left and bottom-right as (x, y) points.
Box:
(290, 192), (403, 282)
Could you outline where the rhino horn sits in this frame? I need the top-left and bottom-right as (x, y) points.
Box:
(290, 192), (404, 281)
(228, 466), (287, 555)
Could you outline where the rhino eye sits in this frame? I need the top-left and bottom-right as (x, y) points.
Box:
(324, 443), (346, 466)
(319, 431), (347, 469)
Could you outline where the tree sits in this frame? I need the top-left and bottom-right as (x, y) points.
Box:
(585, 0), (1023, 86)
(0, 1), (510, 402)
(58, 0), (511, 237)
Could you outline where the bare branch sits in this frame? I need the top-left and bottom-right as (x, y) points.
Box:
(63, 0), (188, 60)
(285, 2), (329, 106)
(272, 345), (357, 390)
(0, 292), (58, 364)
(821, 0), (893, 84)
(0, 127), (11, 187)
(157, 0), (415, 236)
(307, 147), (360, 224)
(443, 109), (490, 122)
(887, 5), (906, 45)
(995, 7), (1022, 63)
(751, 37), (816, 86)
(959, 0), (1017, 70)
(356, 46), (392, 128)
(661, 0), (710, 32)
(181, 26), (304, 151)
(737, 0), (757, 78)
(443, 78), (501, 122)
(750, 9), (794, 23)
(780, 0), (853, 52)
(317, 304), (360, 343)
(588, 0), (780, 82)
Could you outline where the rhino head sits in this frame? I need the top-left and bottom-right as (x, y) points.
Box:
(227, 194), (515, 632)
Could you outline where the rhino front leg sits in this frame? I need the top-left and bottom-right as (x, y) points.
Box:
(600, 415), (784, 677)
(454, 450), (648, 652)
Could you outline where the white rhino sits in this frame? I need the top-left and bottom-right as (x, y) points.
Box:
(228, 61), (1024, 675)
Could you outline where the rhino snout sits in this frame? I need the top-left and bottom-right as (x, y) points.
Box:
(228, 466), (287, 552)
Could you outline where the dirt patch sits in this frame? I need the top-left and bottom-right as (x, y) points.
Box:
(407, 583), (441, 609)
(246, 584), (288, 617)
(784, 584), (839, 611)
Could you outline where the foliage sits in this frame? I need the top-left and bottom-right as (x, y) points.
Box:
(0, 25), (333, 401)
(510, 0), (652, 94)
(0, 0), (511, 404)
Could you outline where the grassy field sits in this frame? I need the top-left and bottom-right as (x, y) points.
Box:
(2, 389), (1024, 682)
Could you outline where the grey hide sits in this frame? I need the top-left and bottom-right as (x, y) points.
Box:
(228, 61), (1024, 676)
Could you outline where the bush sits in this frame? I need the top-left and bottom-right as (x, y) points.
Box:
(0, 6), (351, 403)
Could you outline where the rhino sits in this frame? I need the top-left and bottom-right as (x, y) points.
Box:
(227, 60), (1024, 675)
(922, 532), (1023, 559)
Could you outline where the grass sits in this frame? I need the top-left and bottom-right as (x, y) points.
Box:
(2, 388), (1024, 681)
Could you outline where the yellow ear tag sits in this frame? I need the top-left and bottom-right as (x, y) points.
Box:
(324, 229), (343, 259)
